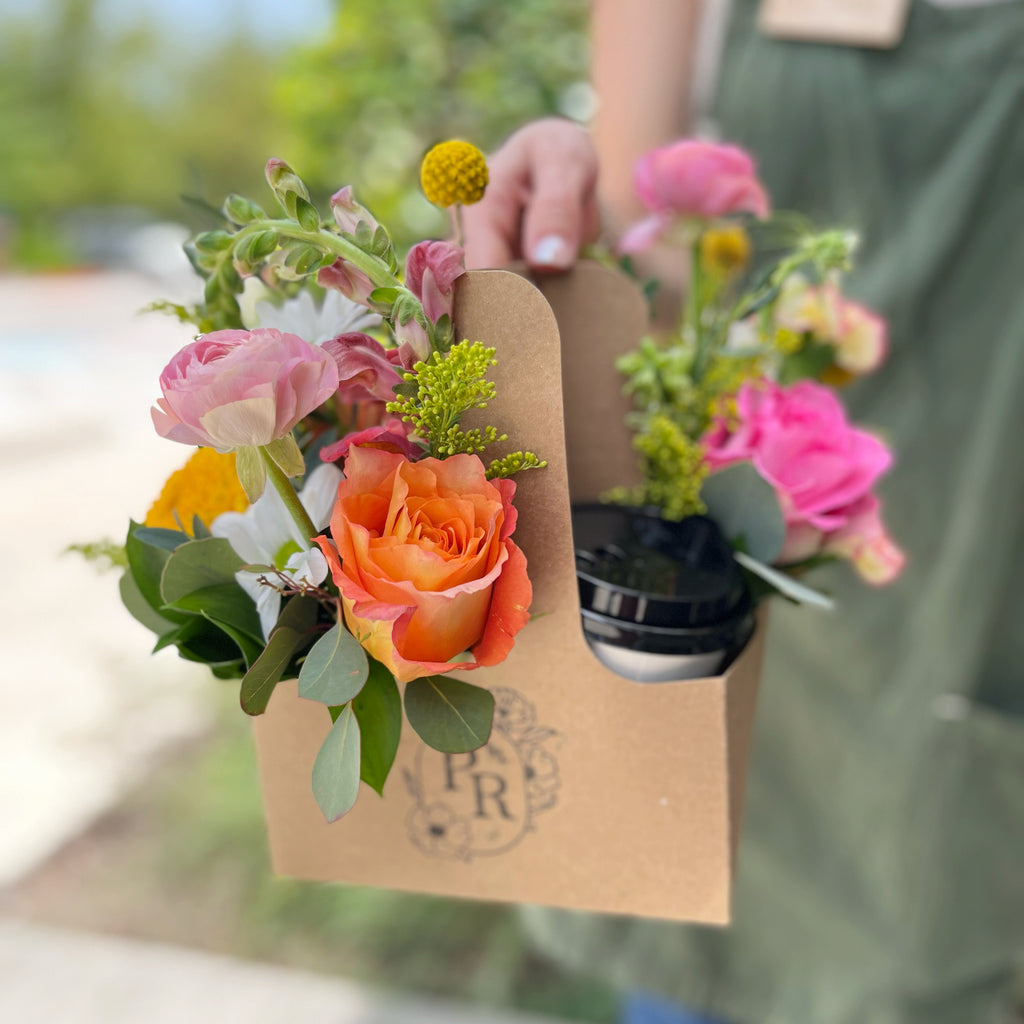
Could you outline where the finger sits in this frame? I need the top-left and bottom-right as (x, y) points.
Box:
(521, 134), (599, 272)
(463, 155), (530, 270)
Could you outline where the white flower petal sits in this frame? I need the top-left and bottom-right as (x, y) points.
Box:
(299, 463), (344, 530)
(285, 547), (329, 586)
(235, 569), (283, 641)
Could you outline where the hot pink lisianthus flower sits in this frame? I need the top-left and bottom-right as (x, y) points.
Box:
(151, 328), (339, 450)
(703, 379), (903, 583)
(620, 140), (771, 254)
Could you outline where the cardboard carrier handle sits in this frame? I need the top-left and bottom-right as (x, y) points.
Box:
(455, 262), (657, 670)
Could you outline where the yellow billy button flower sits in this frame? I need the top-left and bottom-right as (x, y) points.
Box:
(699, 224), (751, 277)
(420, 140), (489, 208)
(146, 447), (249, 533)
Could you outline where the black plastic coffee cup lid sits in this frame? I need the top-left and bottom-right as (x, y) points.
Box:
(581, 605), (755, 657)
(572, 504), (751, 629)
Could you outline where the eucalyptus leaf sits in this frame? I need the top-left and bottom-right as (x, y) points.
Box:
(119, 569), (178, 637)
(298, 623), (369, 705)
(202, 616), (265, 670)
(238, 596), (320, 715)
(404, 675), (494, 754)
(311, 704), (362, 822)
(125, 521), (188, 622)
(240, 627), (302, 715)
(701, 463), (786, 564)
(734, 550), (835, 610)
(351, 660), (401, 795)
(190, 515), (212, 539)
(160, 537), (244, 604)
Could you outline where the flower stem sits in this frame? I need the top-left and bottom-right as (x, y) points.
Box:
(259, 447), (318, 548)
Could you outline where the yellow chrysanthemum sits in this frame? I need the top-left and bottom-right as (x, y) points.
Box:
(420, 140), (489, 208)
(145, 447), (249, 533)
(700, 224), (751, 277)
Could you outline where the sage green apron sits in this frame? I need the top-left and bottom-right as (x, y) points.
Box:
(524, 3), (1024, 1021)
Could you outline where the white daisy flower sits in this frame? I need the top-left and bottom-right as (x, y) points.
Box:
(211, 463), (343, 640)
(247, 287), (381, 345)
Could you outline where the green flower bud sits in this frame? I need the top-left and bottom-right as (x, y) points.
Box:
(222, 193), (266, 225)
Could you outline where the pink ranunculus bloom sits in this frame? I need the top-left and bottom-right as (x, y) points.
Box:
(822, 494), (905, 584)
(703, 379), (893, 538)
(319, 417), (422, 464)
(620, 139), (770, 253)
(833, 296), (889, 375)
(321, 332), (403, 405)
(329, 186), (378, 235)
(152, 328), (339, 450)
(318, 258), (377, 307)
(404, 240), (465, 324)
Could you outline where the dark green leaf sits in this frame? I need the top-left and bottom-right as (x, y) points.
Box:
(311, 704), (361, 822)
(204, 616), (265, 670)
(700, 463), (786, 564)
(404, 675), (494, 754)
(132, 526), (188, 551)
(778, 339), (836, 385)
(190, 515), (212, 539)
(240, 627), (302, 715)
(294, 195), (320, 232)
(351, 660), (401, 795)
(297, 622), (368, 705)
(160, 537), (244, 604)
(165, 582), (262, 643)
(733, 551), (835, 610)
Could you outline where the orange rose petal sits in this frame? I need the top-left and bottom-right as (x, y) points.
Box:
(472, 540), (532, 667)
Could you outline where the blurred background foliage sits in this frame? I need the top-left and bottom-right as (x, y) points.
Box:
(0, 0), (591, 266)
(0, 0), (610, 1016)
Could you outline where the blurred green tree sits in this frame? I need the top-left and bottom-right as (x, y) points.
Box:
(273, 0), (589, 245)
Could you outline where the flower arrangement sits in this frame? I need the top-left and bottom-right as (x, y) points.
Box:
(610, 139), (904, 605)
(123, 142), (546, 822)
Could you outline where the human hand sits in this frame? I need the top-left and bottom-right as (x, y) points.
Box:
(463, 118), (601, 272)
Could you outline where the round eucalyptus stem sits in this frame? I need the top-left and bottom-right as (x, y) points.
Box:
(259, 447), (318, 547)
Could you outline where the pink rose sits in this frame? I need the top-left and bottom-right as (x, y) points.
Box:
(319, 418), (422, 463)
(703, 380), (892, 535)
(620, 139), (770, 253)
(321, 332), (403, 405)
(152, 328), (339, 450)
(404, 240), (465, 324)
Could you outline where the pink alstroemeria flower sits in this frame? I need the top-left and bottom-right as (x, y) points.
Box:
(321, 332), (404, 405)
(151, 328), (338, 450)
(319, 418), (422, 464)
(620, 139), (770, 254)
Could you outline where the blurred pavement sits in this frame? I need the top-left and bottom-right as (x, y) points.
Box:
(0, 270), (213, 884)
(0, 917), (578, 1024)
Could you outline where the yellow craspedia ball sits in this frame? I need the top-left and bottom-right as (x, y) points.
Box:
(699, 224), (751, 277)
(420, 140), (489, 208)
(146, 447), (249, 533)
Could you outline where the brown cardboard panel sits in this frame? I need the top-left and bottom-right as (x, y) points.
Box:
(252, 264), (765, 924)
(759, 0), (910, 49)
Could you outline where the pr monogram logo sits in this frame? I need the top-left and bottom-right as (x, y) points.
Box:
(404, 687), (562, 860)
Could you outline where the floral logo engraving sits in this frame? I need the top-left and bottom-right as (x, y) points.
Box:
(405, 687), (561, 860)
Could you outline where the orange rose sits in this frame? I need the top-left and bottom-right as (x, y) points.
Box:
(315, 447), (531, 683)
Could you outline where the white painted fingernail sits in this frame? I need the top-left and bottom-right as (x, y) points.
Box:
(531, 235), (572, 268)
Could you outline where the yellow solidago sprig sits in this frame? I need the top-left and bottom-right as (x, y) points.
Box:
(387, 340), (505, 459)
(386, 340), (546, 480)
(606, 414), (708, 522)
(421, 141), (489, 209)
(699, 224), (751, 278)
